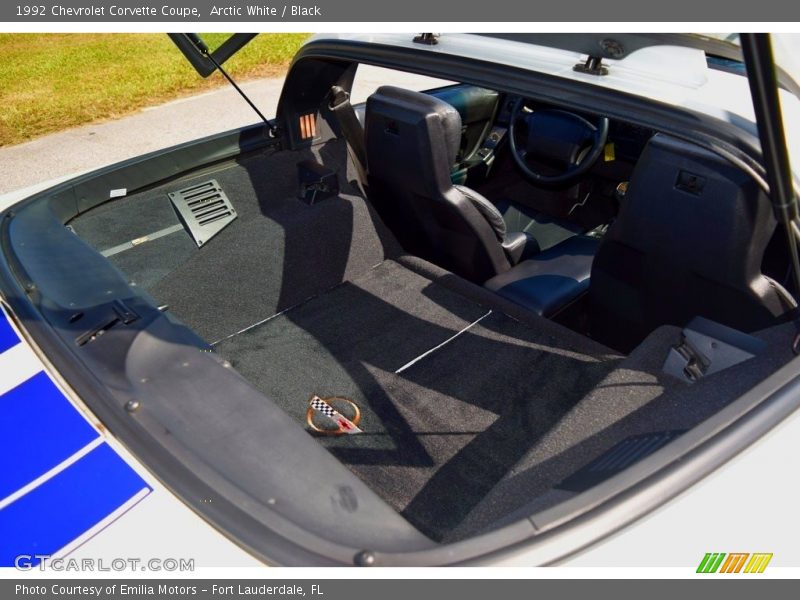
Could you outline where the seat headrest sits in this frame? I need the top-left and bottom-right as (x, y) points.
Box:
(366, 86), (462, 171)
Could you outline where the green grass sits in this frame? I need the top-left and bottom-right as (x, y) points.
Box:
(0, 33), (309, 147)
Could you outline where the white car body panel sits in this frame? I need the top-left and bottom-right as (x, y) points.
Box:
(0, 305), (258, 570)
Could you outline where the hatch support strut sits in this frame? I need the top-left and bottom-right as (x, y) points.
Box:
(184, 34), (276, 136)
(741, 33), (800, 352)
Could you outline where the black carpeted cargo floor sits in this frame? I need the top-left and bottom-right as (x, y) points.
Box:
(70, 140), (400, 342)
(216, 259), (620, 540)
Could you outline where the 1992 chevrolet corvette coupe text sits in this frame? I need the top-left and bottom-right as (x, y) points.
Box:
(1, 32), (799, 567)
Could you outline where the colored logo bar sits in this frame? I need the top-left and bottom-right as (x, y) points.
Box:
(697, 553), (773, 573)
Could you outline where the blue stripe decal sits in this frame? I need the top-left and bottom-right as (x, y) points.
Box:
(0, 372), (99, 499)
(0, 310), (18, 354)
(0, 442), (149, 566)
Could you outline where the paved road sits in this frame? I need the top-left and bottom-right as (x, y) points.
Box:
(0, 66), (448, 196)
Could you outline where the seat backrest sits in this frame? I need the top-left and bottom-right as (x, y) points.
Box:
(365, 86), (510, 282)
(590, 133), (793, 352)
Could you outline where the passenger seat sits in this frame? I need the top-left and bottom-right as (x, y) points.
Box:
(484, 235), (598, 318)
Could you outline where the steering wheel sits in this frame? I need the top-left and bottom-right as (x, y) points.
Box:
(508, 98), (609, 187)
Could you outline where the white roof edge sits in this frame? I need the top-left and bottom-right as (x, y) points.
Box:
(303, 33), (800, 179)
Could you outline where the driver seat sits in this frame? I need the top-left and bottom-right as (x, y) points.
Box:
(365, 86), (538, 282)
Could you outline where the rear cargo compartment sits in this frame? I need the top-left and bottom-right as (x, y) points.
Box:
(65, 139), (797, 544)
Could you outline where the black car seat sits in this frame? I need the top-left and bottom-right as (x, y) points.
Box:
(365, 86), (538, 283)
(590, 133), (796, 352)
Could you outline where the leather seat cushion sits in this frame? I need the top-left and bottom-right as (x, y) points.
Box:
(484, 235), (599, 317)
